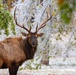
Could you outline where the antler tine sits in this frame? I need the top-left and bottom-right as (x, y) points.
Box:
(36, 24), (38, 33)
(14, 7), (30, 32)
(37, 15), (52, 32)
(29, 25), (32, 31)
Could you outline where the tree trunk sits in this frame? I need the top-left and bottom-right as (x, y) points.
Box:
(40, 6), (51, 65)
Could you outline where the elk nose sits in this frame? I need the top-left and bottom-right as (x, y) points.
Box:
(33, 42), (35, 45)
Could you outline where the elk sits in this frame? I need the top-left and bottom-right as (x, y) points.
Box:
(0, 7), (52, 75)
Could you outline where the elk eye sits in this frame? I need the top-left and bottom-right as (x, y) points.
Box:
(28, 34), (31, 38)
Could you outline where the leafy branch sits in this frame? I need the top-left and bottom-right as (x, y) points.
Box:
(58, 0), (76, 24)
(0, 4), (15, 35)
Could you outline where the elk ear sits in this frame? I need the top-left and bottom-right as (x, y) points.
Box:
(21, 32), (28, 36)
(37, 33), (44, 37)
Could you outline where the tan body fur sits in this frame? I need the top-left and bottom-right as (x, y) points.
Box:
(0, 37), (26, 68)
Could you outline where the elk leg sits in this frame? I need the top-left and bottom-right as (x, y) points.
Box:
(9, 66), (19, 75)
(9, 67), (14, 75)
(13, 66), (19, 75)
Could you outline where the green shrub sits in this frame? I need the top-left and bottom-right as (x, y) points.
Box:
(0, 4), (15, 35)
(59, 0), (76, 24)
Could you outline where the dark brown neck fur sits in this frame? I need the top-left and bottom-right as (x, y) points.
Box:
(21, 38), (37, 60)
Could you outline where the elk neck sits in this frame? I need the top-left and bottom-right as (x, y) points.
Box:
(21, 38), (37, 60)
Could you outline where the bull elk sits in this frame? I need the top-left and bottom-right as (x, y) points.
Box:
(0, 7), (52, 75)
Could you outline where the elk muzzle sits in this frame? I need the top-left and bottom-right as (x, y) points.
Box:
(28, 35), (38, 47)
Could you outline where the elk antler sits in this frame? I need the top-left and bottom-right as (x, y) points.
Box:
(36, 14), (52, 32)
(14, 7), (30, 32)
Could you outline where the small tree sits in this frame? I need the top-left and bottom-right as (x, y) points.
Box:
(0, 4), (15, 35)
(58, 0), (76, 24)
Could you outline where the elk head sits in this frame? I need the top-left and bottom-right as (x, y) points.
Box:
(14, 7), (52, 48)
